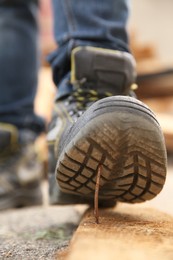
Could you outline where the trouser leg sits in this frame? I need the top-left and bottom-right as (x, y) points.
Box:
(49, 0), (130, 91)
(0, 0), (45, 133)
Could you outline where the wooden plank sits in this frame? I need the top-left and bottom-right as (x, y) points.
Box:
(59, 205), (173, 260)
(143, 97), (173, 114)
(136, 61), (173, 98)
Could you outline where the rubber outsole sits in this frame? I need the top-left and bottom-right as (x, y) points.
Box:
(56, 96), (167, 204)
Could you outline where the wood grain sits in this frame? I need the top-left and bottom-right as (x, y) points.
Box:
(60, 205), (173, 260)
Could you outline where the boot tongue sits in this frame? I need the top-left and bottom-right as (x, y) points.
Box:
(71, 46), (136, 96)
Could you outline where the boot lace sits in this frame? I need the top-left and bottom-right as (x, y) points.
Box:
(66, 79), (113, 117)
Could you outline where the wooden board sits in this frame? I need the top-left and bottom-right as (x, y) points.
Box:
(136, 61), (173, 98)
(58, 205), (173, 260)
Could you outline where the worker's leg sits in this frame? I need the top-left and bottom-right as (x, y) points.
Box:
(0, 0), (45, 133)
(0, 1), (44, 210)
(49, 0), (130, 97)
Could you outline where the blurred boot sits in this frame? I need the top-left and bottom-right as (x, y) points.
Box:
(0, 123), (43, 210)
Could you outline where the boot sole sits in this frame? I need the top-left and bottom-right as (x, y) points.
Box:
(56, 96), (167, 204)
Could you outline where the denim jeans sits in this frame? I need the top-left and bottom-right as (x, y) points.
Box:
(0, 0), (130, 133)
(0, 0), (44, 133)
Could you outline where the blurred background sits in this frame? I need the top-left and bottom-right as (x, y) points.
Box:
(130, 0), (173, 64)
(36, 0), (173, 214)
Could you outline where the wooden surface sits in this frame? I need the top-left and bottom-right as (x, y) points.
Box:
(58, 205), (173, 260)
(136, 72), (173, 98)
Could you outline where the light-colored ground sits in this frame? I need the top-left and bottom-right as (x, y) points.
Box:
(0, 204), (85, 260)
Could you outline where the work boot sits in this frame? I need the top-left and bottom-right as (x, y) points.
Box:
(0, 123), (43, 210)
(48, 46), (167, 206)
